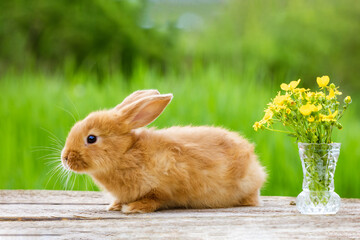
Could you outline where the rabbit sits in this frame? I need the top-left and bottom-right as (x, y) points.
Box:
(61, 89), (266, 213)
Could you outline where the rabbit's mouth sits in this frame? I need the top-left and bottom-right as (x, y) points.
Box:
(61, 150), (89, 172)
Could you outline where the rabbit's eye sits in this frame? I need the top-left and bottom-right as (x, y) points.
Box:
(87, 135), (97, 144)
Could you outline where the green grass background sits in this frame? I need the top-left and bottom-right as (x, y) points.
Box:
(1, 65), (359, 197)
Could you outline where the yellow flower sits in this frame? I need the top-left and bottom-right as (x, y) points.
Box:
(253, 122), (262, 131)
(263, 109), (273, 121)
(273, 95), (286, 105)
(280, 79), (301, 91)
(293, 88), (307, 93)
(330, 109), (338, 116)
(286, 108), (291, 114)
(299, 103), (318, 116)
(335, 89), (342, 95)
(326, 88), (335, 100)
(273, 93), (290, 106)
(280, 84), (288, 91)
(253, 120), (267, 131)
(326, 85), (342, 100)
(316, 104), (322, 111)
(308, 116), (315, 122)
(267, 103), (276, 111)
(317, 76), (330, 87)
(268, 102), (285, 113)
(319, 109), (338, 122)
(344, 96), (352, 104)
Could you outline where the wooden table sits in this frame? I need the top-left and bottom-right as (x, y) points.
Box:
(0, 190), (359, 239)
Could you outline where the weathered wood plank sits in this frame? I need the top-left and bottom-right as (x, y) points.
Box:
(1, 215), (359, 239)
(1, 198), (359, 218)
(0, 190), (359, 239)
(0, 218), (359, 239)
(0, 190), (108, 204)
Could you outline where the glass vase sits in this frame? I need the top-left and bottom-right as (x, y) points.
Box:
(296, 143), (341, 214)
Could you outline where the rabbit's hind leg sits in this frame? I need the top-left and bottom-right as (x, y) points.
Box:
(238, 189), (261, 206)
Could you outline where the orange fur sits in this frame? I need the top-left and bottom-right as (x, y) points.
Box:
(61, 90), (266, 213)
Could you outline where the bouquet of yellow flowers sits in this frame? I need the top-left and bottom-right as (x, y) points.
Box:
(253, 76), (351, 143)
(254, 76), (352, 214)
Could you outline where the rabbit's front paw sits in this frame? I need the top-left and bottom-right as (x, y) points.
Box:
(121, 199), (162, 214)
(107, 201), (123, 211)
(121, 204), (144, 213)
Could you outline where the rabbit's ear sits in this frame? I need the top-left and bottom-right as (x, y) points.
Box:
(118, 94), (173, 129)
(114, 89), (160, 111)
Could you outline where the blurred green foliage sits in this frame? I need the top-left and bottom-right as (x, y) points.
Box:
(0, 0), (176, 74)
(1, 0), (359, 91)
(182, 0), (360, 91)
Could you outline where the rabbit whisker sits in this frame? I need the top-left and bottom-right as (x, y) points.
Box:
(56, 105), (78, 124)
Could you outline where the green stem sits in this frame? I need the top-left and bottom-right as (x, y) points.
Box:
(264, 127), (295, 135)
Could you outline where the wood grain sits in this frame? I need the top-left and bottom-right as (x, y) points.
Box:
(0, 190), (359, 239)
